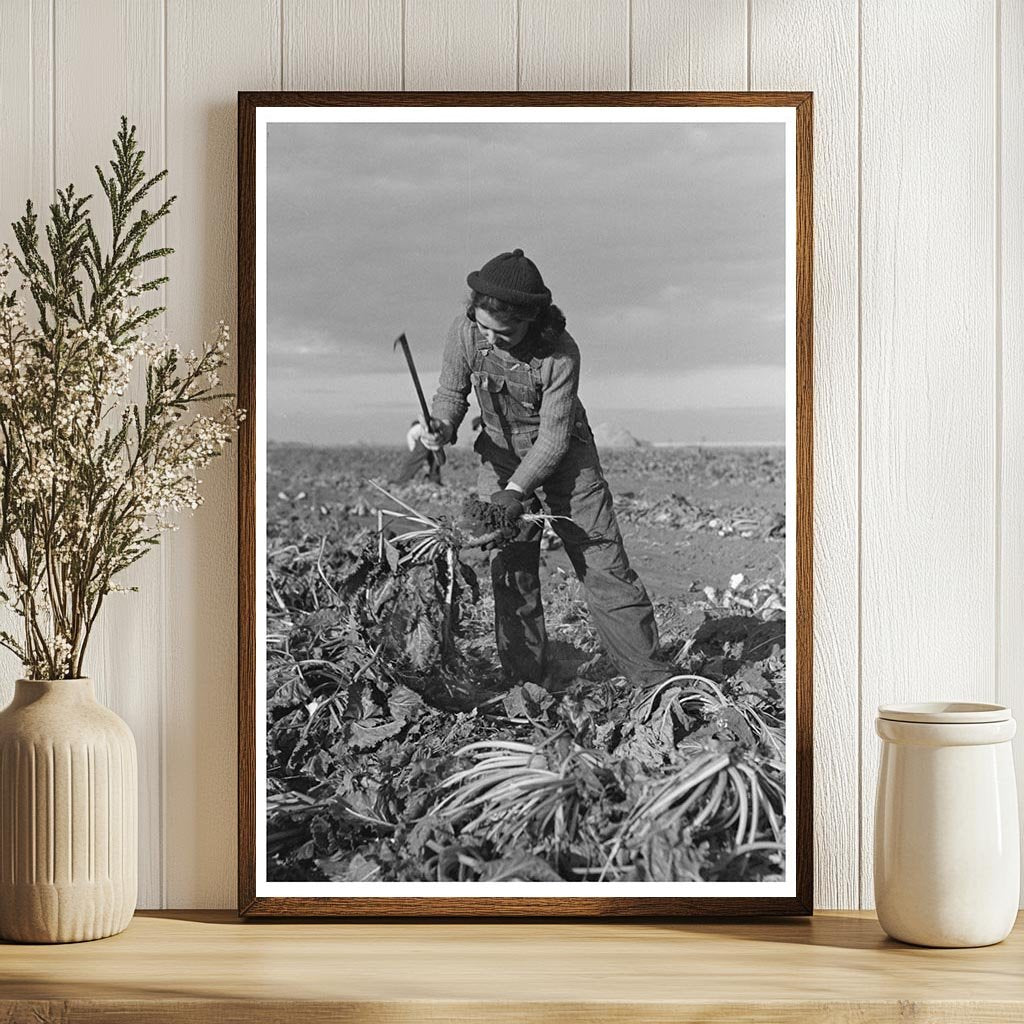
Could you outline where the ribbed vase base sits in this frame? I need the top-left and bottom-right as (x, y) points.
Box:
(0, 880), (135, 943)
(0, 880), (135, 942)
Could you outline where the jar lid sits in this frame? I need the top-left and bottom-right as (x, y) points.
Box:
(877, 702), (1011, 724)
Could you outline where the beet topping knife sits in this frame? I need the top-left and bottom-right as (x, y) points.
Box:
(393, 332), (446, 466)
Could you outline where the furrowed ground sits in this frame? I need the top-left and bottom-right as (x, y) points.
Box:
(266, 442), (788, 884)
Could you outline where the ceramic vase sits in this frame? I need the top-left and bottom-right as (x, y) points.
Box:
(0, 677), (137, 943)
(874, 701), (1019, 948)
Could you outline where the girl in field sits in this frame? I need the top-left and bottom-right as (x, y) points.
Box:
(409, 248), (670, 689)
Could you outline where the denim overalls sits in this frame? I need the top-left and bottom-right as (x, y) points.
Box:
(469, 328), (668, 688)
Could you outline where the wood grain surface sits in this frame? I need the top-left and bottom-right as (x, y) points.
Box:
(283, 0), (402, 91)
(2, 910), (1024, 1023)
(405, 0), (516, 91)
(0, 3), (53, 686)
(751, 0), (860, 914)
(858, 0), (998, 910)
(519, 0), (628, 90)
(1000, 0), (1024, 881)
(0, 0), (51, 270)
(630, 0), (746, 91)
(164, 0), (280, 910)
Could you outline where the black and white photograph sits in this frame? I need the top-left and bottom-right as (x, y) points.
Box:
(243, 96), (810, 914)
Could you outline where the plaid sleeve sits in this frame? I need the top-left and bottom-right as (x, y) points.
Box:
(509, 335), (580, 495)
(429, 315), (472, 434)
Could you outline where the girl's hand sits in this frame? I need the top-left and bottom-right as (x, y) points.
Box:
(489, 488), (525, 519)
(408, 419), (451, 451)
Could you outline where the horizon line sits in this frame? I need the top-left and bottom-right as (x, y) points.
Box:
(267, 438), (785, 450)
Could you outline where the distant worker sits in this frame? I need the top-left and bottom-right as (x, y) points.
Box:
(395, 414), (484, 487)
(408, 248), (671, 689)
(394, 418), (443, 486)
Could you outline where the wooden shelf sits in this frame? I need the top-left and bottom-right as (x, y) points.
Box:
(2, 909), (1022, 1022)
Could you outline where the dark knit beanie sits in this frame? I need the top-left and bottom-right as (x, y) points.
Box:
(466, 249), (552, 308)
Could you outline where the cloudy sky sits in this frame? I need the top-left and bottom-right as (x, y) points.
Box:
(266, 119), (786, 446)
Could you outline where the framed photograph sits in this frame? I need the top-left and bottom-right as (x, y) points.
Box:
(238, 91), (812, 916)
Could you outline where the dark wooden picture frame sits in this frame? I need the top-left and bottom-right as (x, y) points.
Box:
(238, 91), (813, 917)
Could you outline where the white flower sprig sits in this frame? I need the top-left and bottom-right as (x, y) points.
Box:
(0, 118), (243, 679)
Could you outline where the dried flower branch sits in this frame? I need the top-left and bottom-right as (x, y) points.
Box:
(0, 117), (243, 679)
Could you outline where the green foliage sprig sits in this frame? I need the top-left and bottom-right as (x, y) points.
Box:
(0, 117), (243, 679)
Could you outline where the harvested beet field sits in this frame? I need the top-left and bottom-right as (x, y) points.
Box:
(265, 442), (788, 885)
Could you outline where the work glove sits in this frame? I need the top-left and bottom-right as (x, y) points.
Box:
(408, 419), (452, 452)
(490, 488), (525, 520)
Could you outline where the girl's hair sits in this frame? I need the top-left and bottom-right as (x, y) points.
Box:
(467, 291), (567, 346)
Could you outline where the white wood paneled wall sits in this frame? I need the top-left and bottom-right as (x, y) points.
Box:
(0, 0), (1018, 911)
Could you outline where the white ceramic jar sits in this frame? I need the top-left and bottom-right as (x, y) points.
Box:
(874, 702), (1019, 948)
